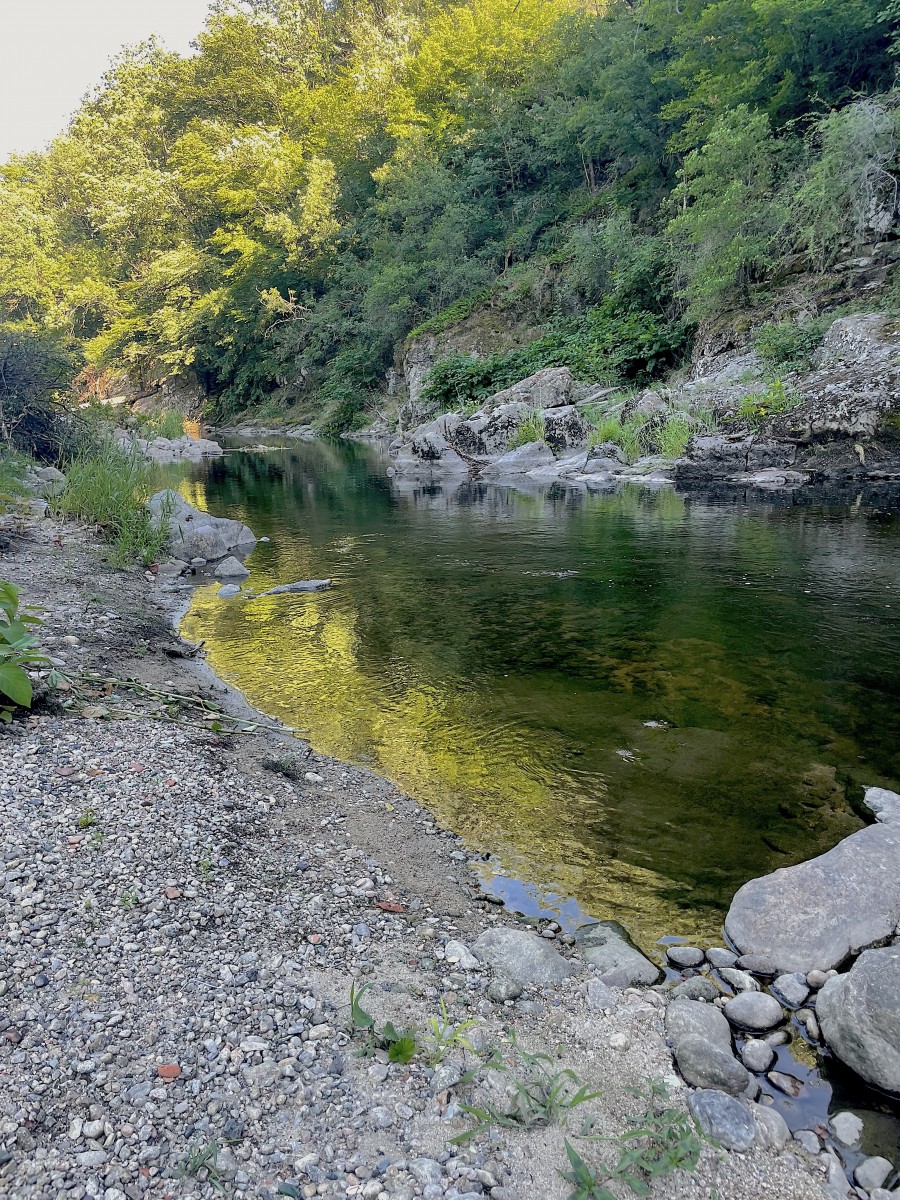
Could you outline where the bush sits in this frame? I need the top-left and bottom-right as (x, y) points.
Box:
(753, 318), (829, 372)
(0, 330), (80, 460)
(735, 379), (801, 428)
(56, 439), (171, 567)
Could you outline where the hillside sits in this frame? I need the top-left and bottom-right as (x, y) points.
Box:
(1, 0), (899, 442)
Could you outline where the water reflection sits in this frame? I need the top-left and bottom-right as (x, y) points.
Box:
(180, 440), (900, 947)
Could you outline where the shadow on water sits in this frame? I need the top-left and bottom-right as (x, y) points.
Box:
(175, 437), (900, 1153)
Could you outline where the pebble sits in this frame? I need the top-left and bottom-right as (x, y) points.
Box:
(670, 976), (719, 1002)
(739, 1039), (774, 1073)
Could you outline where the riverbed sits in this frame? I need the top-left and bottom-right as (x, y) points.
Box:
(176, 439), (900, 951)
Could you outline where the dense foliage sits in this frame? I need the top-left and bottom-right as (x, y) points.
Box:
(1, 0), (897, 428)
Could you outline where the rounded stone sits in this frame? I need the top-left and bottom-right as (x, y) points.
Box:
(753, 1105), (790, 1150)
(806, 969), (828, 989)
(670, 976), (719, 1002)
(706, 947), (738, 969)
(739, 1038), (774, 1073)
(687, 1089), (756, 1152)
(772, 972), (810, 1009)
(667, 945), (705, 969)
(724, 991), (784, 1031)
(855, 1156), (893, 1191)
(674, 1036), (750, 1095)
(736, 954), (778, 977)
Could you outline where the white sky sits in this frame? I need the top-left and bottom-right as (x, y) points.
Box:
(0, 0), (215, 160)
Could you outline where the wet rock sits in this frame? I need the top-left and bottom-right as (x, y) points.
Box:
(670, 976), (719, 1002)
(735, 954), (778, 976)
(724, 992), (784, 1032)
(772, 972), (810, 1008)
(817, 946), (900, 1094)
(150, 490), (257, 563)
(687, 1089), (756, 1151)
(217, 584), (241, 599)
(667, 946), (705, 968)
(855, 1157), (893, 1191)
(829, 1111), (864, 1147)
(254, 579), (333, 596)
(720, 968), (760, 993)
(215, 556), (251, 579)
(706, 947), (738, 970)
(767, 1070), (803, 1097)
(739, 1039), (774, 1073)
(753, 1105), (790, 1151)
(573, 921), (662, 987)
(472, 926), (578, 986)
(724, 821), (900, 972)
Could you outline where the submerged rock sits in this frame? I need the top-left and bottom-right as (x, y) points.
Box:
(817, 946), (900, 1095)
(149, 490), (257, 564)
(573, 921), (662, 986)
(254, 579), (333, 596)
(724, 820), (900, 973)
(472, 926), (578, 987)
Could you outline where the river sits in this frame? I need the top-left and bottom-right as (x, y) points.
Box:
(175, 438), (900, 952)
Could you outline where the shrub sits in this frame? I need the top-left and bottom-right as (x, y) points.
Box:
(735, 379), (800, 428)
(56, 439), (171, 567)
(754, 318), (829, 371)
(0, 330), (80, 460)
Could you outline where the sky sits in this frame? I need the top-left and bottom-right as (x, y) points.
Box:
(0, 1), (214, 161)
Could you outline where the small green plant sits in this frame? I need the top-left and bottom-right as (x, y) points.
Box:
(348, 982), (418, 1063)
(735, 379), (800, 429)
(507, 408), (546, 449)
(77, 807), (97, 829)
(180, 1139), (226, 1193)
(138, 408), (185, 439)
(119, 886), (139, 909)
(565, 1080), (705, 1198)
(562, 1141), (617, 1200)
(426, 998), (478, 1065)
(261, 752), (305, 781)
(0, 450), (29, 511)
(89, 830), (105, 850)
(453, 1031), (601, 1144)
(198, 853), (215, 878)
(0, 581), (50, 722)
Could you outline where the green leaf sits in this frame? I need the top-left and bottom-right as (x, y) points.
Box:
(0, 662), (33, 708)
(387, 1035), (416, 1063)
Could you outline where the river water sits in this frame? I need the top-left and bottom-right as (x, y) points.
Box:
(177, 439), (900, 946)
(173, 437), (900, 1155)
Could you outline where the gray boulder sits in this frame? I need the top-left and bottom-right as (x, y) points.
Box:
(817, 946), (900, 1094)
(670, 977), (719, 1002)
(687, 1089), (756, 1151)
(573, 922), (662, 986)
(480, 442), (555, 477)
(481, 367), (574, 412)
(665, 997), (749, 1095)
(667, 945), (705, 968)
(23, 465), (67, 497)
(706, 947), (738, 970)
(214, 556), (250, 579)
(863, 786), (900, 824)
(542, 405), (591, 451)
(723, 992), (784, 1032)
(724, 821), (900, 973)
(855, 1157), (893, 1191)
(149, 490), (257, 563)
(472, 927), (578, 987)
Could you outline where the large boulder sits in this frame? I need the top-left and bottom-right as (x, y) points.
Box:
(149, 490), (257, 563)
(573, 921), (662, 986)
(543, 405), (592, 451)
(472, 926), (578, 987)
(724, 820), (900, 973)
(482, 367), (574, 412)
(480, 442), (556, 477)
(770, 314), (900, 441)
(817, 947), (900, 1095)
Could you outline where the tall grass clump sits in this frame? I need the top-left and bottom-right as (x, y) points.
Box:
(57, 439), (170, 567)
(585, 409), (649, 462)
(507, 408), (547, 449)
(139, 409), (186, 439)
(655, 409), (716, 459)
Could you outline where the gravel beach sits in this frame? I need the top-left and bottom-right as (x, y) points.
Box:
(0, 516), (833, 1200)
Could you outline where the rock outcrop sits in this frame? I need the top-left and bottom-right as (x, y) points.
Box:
(724, 813), (900, 973)
(117, 430), (224, 462)
(817, 946), (900, 1094)
(149, 490), (257, 563)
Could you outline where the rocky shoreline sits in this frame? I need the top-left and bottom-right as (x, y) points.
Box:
(1, 509), (898, 1199)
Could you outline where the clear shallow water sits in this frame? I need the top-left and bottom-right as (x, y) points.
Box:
(178, 439), (900, 952)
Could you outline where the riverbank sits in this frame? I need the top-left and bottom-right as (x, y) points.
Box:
(0, 510), (876, 1200)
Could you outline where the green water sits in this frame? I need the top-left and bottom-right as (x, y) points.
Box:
(179, 439), (900, 947)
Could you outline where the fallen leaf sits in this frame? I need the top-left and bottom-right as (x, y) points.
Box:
(376, 901), (404, 913)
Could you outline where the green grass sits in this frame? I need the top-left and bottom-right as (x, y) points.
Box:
(142, 409), (186, 439)
(734, 379), (801, 429)
(56, 439), (171, 567)
(585, 411), (649, 462)
(0, 449), (30, 509)
(507, 408), (547, 449)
